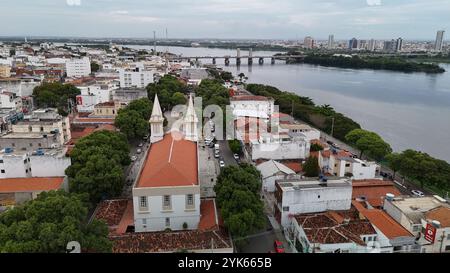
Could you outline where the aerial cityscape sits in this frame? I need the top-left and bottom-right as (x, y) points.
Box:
(0, 0), (449, 264)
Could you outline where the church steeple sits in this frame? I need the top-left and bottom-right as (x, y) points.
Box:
(183, 94), (199, 142)
(150, 94), (164, 143)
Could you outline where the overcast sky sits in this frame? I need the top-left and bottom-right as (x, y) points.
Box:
(1, 0), (449, 40)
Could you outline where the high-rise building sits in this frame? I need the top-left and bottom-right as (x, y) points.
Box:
(435, 30), (445, 52)
(65, 57), (91, 78)
(304, 36), (315, 49)
(349, 38), (358, 50)
(395, 37), (403, 52)
(368, 39), (376, 51)
(383, 40), (396, 52)
(328, 35), (334, 49)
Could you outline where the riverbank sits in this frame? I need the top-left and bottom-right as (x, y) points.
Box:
(285, 54), (446, 74)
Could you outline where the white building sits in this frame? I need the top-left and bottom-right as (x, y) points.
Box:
(230, 95), (275, 120)
(0, 91), (22, 111)
(435, 30), (445, 52)
(119, 67), (154, 88)
(383, 195), (450, 253)
(274, 177), (352, 227)
(133, 97), (201, 232)
(250, 132), (310, 161)
(279, 123), (321, 142)
(76, 83), (117, 112)
(319, 149), (379, 180)
(0, 148), (71, 179)
(65, 57), (91, 77)
(257, 160), (297, 193)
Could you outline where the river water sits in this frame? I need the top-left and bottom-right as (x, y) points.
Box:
(130, 45), (450, 162)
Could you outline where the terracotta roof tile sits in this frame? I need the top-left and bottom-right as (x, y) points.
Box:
(352, 179), (401, 207)
(0, 177), (65, 193)
(136, 133), (198, 188)
(198, 199), (218, 231)
(425, 206), (450, 228)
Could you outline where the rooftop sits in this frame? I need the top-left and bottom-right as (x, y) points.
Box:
(231, 95), (272, 102)
(352, 179), (401, 207)
(136, 133), (198, 188)
(352, 200), (413, 239)
(277, 177), (352, 191)
(0, 177), (65, 193)
(425, 206), (450, 228)
(388, 196), (450, 224)
(294, 207), (376, 245)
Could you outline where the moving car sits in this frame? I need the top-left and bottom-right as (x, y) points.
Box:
(274, 240), (285, 253)
(219, 160), (225, 168)
(411, 190), (425, 197)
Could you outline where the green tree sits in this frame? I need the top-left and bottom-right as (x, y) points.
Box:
(33, 83), (81, 114)
(0, 191), (112, 253)
(90, 62), (100, 73)
(170, 92), (187, 106)
(310, 143), (324, 152)
(147, 75), (187, 110)
(214, 165), (265, 244)
(345, 129), (392, 160)
(385, 153), (403, 178)
(126, 98), (153, 120)
(228, 140), (242, 154)
(303, 156), (320, 177)
(115, 109), (149, 140)
(65, 130), (130, 204)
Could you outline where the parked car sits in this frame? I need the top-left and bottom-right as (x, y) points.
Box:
(233, 154), (240, 160)
(131, 156), (137, 162)
(138, 143), (144, 147)
(143, 135), (149, 141)
(411, 190), (425, 197)
(219, 160), (225, 168)
(274, 241), (285, 253)
(137, 149), (142, 154)
(215, 152), (220, 158)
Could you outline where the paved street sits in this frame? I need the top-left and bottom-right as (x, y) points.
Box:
(121, 138), (151, 198)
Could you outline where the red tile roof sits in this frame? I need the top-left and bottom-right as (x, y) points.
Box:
(352, 200), (413, 239)
(111, 229), (232, 253)
(0, 177), (65, 193)
(295, 209), (376, 246)
(198, 199), (218, 231)
(136, 133), (198, 188)
(425, 206), (450, 228)
(352, 179), (401, 207)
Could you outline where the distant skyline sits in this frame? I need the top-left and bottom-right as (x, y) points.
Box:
(0, 0), (449, 40)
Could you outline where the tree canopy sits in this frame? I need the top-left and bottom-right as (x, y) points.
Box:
(345, 129), (392, 160)
(147, 75), (187, 111)
(32, 82), (81, 114)
(115, 98), (153, 140)
(66, 130), (130, 204)
(228, 140), (242, 154)
(214, 164), (265, 243)
(303, 156), (320, 177)
(0, 191), (111, 253)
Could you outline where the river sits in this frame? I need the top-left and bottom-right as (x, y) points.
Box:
(129, 45), (450, 162)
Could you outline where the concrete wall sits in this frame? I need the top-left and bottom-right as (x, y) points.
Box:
(133, 192), (201, 232)
(281, 186), (352, 227)
(251, 141), (308, 161)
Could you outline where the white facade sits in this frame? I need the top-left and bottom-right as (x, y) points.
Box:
(132, 189), (201, 232)
(76, 84), (117, 112)
(257, 160), (297, 193)
(119, 68), (154, 88)
(279, 123), (321, 142)
(333, 157), (378, 180)
(276, 178), (352, 227)
(230, 97), (275, 120)
(251, 133), (310, 161)
(0, 149), (71, 179)
(66, 57), (91, 77)
(0, 92), (22, 111)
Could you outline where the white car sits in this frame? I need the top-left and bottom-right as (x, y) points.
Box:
(411, 190), (425, 197)
(219, 161), (225, 168)
(233, 154), (239, 160)
(131, 156), (137, 162)
(137, 149), (142, 154)
(215, 152), (220, 158)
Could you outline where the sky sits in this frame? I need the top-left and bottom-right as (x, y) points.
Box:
(0, 0), (449, 40)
